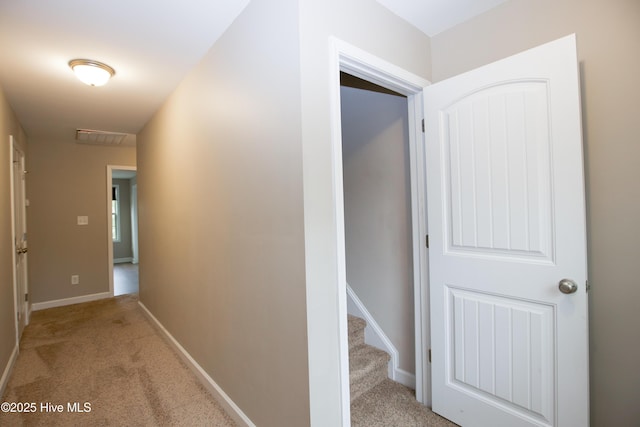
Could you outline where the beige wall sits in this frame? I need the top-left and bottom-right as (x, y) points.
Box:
(298, 0), (431, 423)
(430, 0), (640, 425)
(341, 85), (415, 373)
(136, 0), (309, 425)
(27, 138), (135, 303)
(0, 84), (27, 390)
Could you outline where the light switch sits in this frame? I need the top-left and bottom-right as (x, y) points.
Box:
(77, 216), (89, 225)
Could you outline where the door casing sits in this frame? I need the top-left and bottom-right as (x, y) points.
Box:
(329, 38), (431, 424)
(106, 165), (137, 296)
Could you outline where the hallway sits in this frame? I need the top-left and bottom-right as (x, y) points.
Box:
(114, 263), (139, 296)
(0, 295), (235, 426)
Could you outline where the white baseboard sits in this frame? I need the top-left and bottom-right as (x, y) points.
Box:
(346, 284), (416, 389)
(114, 257), (133, 264)
(0, 343), (19, 397)
(138, 301), (256, 427)
(395, 368), (416, 390)
(31, 292), (111, 311)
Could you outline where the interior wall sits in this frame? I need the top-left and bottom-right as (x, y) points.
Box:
(27, 138), (135, 303)
(0, 83), (27, 389)
(298, 0), (431, 423)
(112, 178), (132, 260)
(430, 0), (640, 425)
(341, 84), (414, 373)
(136, 0), (309, 425)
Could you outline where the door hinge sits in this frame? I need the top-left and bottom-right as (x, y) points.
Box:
(586, 280), (590, 293)
(425, 234), (429, 248)
(25, 292), (28, 302)
(428, 349), (432, 363)
(421, 119), (425, 133)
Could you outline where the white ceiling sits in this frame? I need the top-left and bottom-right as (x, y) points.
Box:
(0, 0), (506, 141)
(377, 0), (509, 37)
(0, 0), (250, 139)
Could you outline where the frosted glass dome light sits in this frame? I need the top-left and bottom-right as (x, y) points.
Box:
(69, 59), (115, 87)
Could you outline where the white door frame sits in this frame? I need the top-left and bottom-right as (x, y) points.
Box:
(131, 184), (139, 264)
(329, 38), (431, 418)
(10, 135), (29, 340)
(106, 165), (137, 296)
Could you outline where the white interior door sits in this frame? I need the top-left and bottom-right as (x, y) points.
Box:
(11, 139), (28, 338)
(425, 35), (588, 426)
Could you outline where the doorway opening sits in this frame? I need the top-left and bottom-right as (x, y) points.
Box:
(329, 39), (431, 421)
(340, 72), (416, 387)
(107, 166), (139, 296)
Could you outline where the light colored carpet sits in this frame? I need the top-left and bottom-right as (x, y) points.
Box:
(349, 342), (390, 402)
(3, 296), (458, 426)
(348, 314), (458, 426)
(348, 315), (391, 402)
(0, 294), (235, 426)
(351, 379), (458, 427)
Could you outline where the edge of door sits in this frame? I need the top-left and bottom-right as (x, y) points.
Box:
(9, 135), (29, 339)
(9, 135), (19, 344)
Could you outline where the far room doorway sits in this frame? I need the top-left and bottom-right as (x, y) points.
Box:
(108, 166), (139, 296)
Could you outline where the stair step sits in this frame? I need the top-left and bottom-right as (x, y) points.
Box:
(349, 343), (390, 402)
(348, 315), (366, 350)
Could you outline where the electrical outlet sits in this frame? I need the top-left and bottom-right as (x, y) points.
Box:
(71, 275), (79, 285)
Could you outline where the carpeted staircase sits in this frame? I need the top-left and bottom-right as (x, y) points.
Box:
(348, 315), (391, 402)
(348, 315), (458, 426)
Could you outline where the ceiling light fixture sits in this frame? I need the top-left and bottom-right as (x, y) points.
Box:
(69, 59), (115, 87)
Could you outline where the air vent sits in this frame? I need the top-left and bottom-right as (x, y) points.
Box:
(76, 129), (134, 146)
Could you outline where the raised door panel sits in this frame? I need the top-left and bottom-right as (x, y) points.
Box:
(447, 287), (555, 425)
(442, 81), (554, 264)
